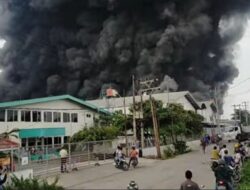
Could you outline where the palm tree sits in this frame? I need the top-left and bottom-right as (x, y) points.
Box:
(0, 128), (20, 140)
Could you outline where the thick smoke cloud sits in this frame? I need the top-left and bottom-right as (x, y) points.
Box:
(0, 0), (249, 111)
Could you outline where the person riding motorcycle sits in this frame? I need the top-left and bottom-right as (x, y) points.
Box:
(223, 150), (235, 167)
(234, 149), (242, 166)
(128, 145), (138, 167)
(114, 145), (123, 166)
(211, 159), (234, 190)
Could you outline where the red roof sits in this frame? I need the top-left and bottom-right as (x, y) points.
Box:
(0, 139), (20, 150)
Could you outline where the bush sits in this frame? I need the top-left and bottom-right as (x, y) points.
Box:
(173, 141), (189, 154)
(71, 126), (120, 142)
(5, 176), (64, 190)
(238, 161), (250, 190)
(163, 147), (175, 159)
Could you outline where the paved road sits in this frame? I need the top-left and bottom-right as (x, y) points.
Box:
(47, 143), (234, 189)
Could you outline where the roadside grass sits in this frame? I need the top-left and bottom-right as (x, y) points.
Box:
(238, 160), (250, 190)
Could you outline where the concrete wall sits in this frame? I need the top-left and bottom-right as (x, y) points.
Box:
(0, 100), (99, 137)
(142, 140), (200, 157)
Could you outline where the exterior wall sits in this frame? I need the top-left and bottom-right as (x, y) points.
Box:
(198, 106), (216, 124)
(0, 100), (98, 137)
(103, 96), (196, 115)
(171, 97), (196, 112)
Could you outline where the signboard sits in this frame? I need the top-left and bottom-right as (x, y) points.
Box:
(21, 157), (28, 166)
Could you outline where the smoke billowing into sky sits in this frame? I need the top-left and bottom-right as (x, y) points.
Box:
(0, 0), (249, 107)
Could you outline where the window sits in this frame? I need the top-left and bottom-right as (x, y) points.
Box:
(44, 112), (52, 122)
(54, 137), (61, 145)
(7, 110), (18, 122)
(0, 110), (5, 122)
(86, 114), (92, 118)
(32, 111), (41, 122)
(71, 113), (78, 123)
(21, 111), (31, 122)
(63, 113), (70, 123)
(53, 112), (61, 122)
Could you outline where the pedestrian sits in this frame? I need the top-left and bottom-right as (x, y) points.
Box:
(0, 166), (7, 190)
(200, 137), (207, 154)
(59, 147), (68, 173)
(180, 170), (200, 190)
(207, 134), (211, 145)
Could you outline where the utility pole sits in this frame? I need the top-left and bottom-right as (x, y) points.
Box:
(140, 92), (144, 148)
(139, 78), (161, 158)
(123, 90), (128, 156)
(132, 75), (137, 143)
(242, 101), (249, 126)
(238, 104), (242, 124)
(232, 104), (238, 125)
(214, 85), (221, 134)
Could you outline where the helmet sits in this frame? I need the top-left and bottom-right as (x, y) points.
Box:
(127, 180), (138, 190)
(234, 143), (240, 148)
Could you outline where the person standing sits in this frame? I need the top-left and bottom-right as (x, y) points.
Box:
(200, 136), (207, 154)
(59, 147), (68, 173)
(180, 170), (200, 190)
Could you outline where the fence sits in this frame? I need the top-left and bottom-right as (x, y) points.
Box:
(0, 140), (118, 177)
(0, 134), (201, 177)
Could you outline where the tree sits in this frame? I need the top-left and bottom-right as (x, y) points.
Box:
(0, 128), (20, 140)
(132, 100), (204, 144)
(232, 109), (250, 126)
(71, 125), (121, 142)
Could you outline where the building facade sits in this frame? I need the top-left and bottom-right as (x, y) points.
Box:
(0, 95), (108, 148)
(87, 91), (201, 114)
(198, 100), (217, 125)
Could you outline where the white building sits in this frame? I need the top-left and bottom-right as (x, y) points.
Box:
(198, 100), (217, 125)
(0, 95), (108, 148)
(87, 91), (201, 114)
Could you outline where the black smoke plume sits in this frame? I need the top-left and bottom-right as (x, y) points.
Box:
(0, 0), (249, 111)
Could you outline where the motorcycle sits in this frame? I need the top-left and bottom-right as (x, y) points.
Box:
(114, 156), (129, 171)
(131, 158), (138, 168)
(229, 164), (241, 183)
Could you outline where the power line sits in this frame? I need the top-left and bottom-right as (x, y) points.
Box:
(229, 77), (250, 89)
(225, 88), (250, 98)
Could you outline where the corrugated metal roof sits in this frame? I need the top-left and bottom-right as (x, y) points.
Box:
(0, 95), (110, 114)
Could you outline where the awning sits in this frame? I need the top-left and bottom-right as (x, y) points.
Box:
(0, 139), (20, 150)
(19, 128), (65, 138)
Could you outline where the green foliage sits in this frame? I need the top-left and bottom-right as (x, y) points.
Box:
(173, 140), (189, 154)
(232, 109), (250, 126)
(129, 99), (204, 144)
(0, 128), (20, 140)
(71, 125), (120, 142)
(238, 161), (250, 190)
(163, 147), (175, 159)
(5, 176), (64, 190)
